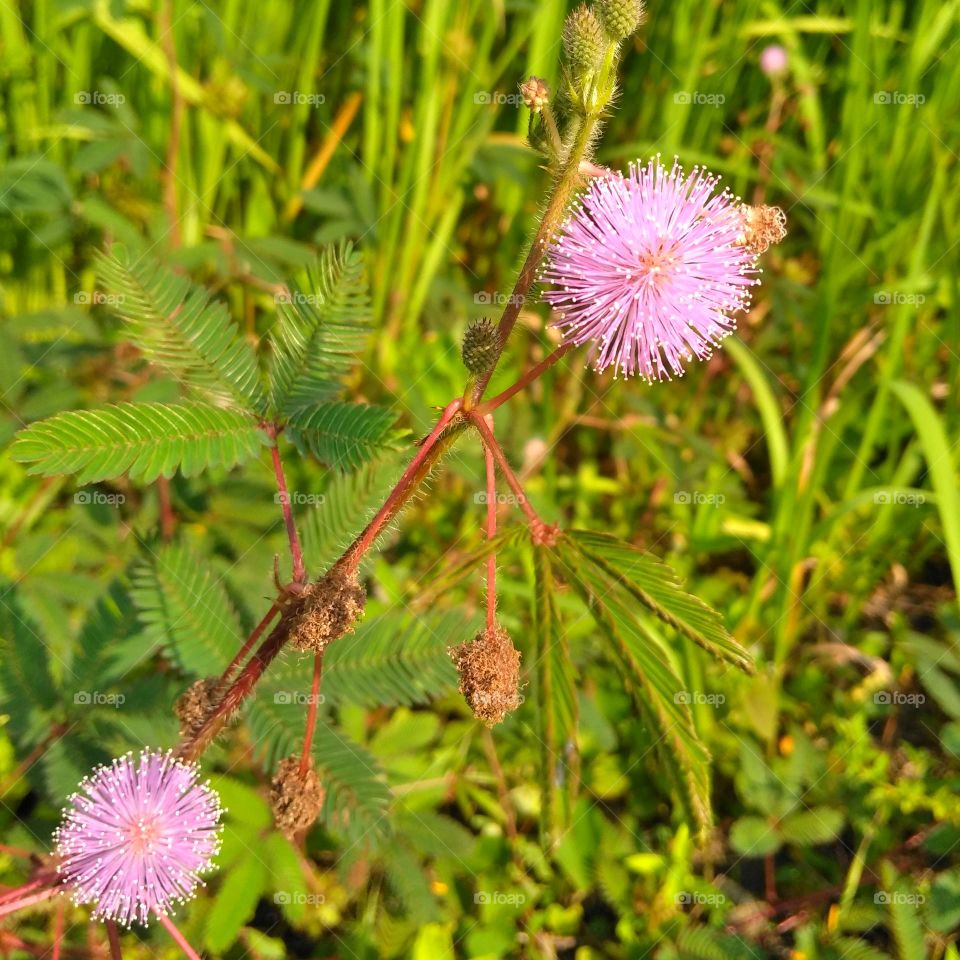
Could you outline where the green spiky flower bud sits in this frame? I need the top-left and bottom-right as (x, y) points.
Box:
(563, 5), (606, 74)
(597, 0), (646, 41)
(462, 318), (499, 376)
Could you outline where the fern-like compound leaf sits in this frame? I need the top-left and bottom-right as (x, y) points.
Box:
(268, 241), (372, 418)
(95, 247), (266, 412)
(12, 401), (269, 484)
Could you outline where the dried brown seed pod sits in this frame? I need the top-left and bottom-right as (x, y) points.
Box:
(449, 624), (522, 726)
(270, 755), (326, 839)
(174, 677), (226, 737)
(290, 568), (366, 654)
(737, 204), (788, 256)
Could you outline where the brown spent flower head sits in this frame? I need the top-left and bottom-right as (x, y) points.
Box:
(449, 625), (522, 726)
(520, 76), (550, 112)
(597, 0), (647, 41)
(736, 204), (788, 256)
(563, 5), (606, 74)
(270, 755), (326, 839)
(174, 677), (226, 737)
(290, 568), (366, 654)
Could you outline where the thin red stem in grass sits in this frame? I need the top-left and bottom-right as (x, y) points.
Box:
(155, 910), (202, 960)
(468, 412), (546, 531)
(220, 602), (282, 683)
(483, 420), (497, 631)
(476, 342), (574, 416)
(105, 921), (122, 960)
(270, 442), (306, 583)
(340, 399), (463, 574)
(52, 900), (65, 960)
(299, 654), (323, 777)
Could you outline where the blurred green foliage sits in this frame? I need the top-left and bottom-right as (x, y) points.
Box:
(2, 0), (960, 957)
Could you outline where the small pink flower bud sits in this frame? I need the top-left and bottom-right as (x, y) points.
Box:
(760, 45), (789, 77)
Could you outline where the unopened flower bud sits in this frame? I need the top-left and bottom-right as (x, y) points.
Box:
(597, 0), (646, 41)
(290, 568), (366, 654)
(563, 5), (606, 74)
(175, 677), (226, 736)
(270, 755), (326, 839)
(462, 318), (499, 376)
(736, 204), (788, 256)
(449, 624), (522, 726)
(520, 76), (550, 113)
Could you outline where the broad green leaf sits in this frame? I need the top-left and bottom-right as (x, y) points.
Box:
(95, 247), (266, 413)
(287, 400), (396, 472)
(567, 531), (753, 673)
(269, 241), (371, 417)
(779, 807), (844, 846)
(205, 854), (268, 952)
(12, 402), (268, 484)
(131, 543), (244, 676)
(729, 816), (782, 857)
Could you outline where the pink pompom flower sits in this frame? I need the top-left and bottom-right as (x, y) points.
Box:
(53, 750), (222, 926)
(541, 156), (764, 382)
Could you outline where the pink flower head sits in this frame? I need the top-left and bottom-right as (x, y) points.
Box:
(760, 44), (789, 77)
(53, 750), (222, 926)
(542, 156), (761, 381)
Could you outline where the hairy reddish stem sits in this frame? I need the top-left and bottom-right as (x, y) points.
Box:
(52, 900), (65, 960)
(155, 910), (202, 960)
(105, 921), (122, 960)
(468, 411), (550, 535)
(270, 442), (306, 583)
(220, 602), (282, 683)
(0, 880), (58, 918)
(177, 605), (301, 761)
(299, 655), (323, 777)
(339, 399), (463, 574)
(483, 419), (498, 631)
(476, 342), (573, 415)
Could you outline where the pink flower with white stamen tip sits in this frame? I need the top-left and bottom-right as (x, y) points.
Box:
(541, 156), (766, 382)
(53, 750), (222, 927)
